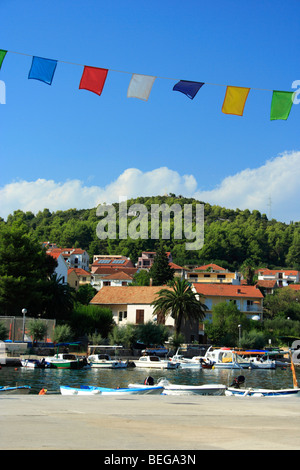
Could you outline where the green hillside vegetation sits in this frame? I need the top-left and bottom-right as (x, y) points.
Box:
(1, 195), (299, 270)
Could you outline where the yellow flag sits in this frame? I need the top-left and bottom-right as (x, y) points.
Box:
(222, 86), (250, 116)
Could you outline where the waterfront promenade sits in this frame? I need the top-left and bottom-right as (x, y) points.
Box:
(1, 394), (300, 450)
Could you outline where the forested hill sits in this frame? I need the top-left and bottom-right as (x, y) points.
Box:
(1, 195), (299, 271)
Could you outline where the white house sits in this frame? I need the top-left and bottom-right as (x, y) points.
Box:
(90, 285), (175, 327)
(257, 269), (299, 288)
(46, 250), (68, 283)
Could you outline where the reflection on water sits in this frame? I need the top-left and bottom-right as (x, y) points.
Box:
(0, 364), (299, 394)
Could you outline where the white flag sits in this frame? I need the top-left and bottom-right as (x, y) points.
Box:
(127, 74), (156, 101)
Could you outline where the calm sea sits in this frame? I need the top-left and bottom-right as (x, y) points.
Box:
(1, 364), (299, 394)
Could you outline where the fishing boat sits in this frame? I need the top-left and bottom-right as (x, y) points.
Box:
(21, 358), (48, 369)
(43, 353), (86, 369)
(226, 386), (300, 397)
(87, 345), (128, 369)
(169, 353), (202, 369)
(235, 349), (285, 369)
(134, 355), (179, 369)
(226, 359), (300, 397)
(87, 353), (127, 369)
(0, 385), (31, 395)
(60, 384), (164, 396)
(248, 357), (276, 369)
(201, 347), (254, 369)
(128, 377), (226, 396)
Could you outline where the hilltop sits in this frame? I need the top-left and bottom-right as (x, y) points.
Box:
(1, 195), (299, 271)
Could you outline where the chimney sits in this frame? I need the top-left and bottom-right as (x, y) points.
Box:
(150, 277), (153, 286)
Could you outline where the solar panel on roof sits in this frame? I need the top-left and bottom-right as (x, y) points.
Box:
(112, 259), (126, 264)
(97, 259), (111, 264)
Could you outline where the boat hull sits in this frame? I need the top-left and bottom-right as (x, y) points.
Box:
(60, 385), (163, 396)
(225, 387), (300, 397)
(129, 382), (226, 396)
(89, 361), (127, 369)
(0, 386), (31, 395)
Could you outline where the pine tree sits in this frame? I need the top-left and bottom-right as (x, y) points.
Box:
(149, 244), (174, 286)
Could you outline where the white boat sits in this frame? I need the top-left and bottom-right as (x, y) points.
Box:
(225, 387), (300, 397)
(225, 373), (300, 397)
(248, 357), (276, 369)
(43, 353), (86, 369)
(21, 358), (48, 369)
(134, 355), (179, 369)
(169, 352), (202, 369)
(201, 347), (254, 369)
(0, 385), (31, 395)
(87, 353), (127, 369)
(128, 378), (226, 396)
(87, 345), (127, 369)
(169, 350), (213, 369)
(60, 384), (164, 396)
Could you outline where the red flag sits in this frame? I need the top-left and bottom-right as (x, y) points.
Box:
(79, 66), (108, 96)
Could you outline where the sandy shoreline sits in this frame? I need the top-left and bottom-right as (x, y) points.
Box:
(1, 394), (300, 450)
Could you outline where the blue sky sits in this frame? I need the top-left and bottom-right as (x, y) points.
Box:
(0, 0), (299, 222)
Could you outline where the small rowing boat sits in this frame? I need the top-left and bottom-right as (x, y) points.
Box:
(60, 384), (164, 396)
(0, 385), (31, 395)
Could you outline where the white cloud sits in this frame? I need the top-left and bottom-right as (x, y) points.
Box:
(1, 151), (299, 223)
(194, 150), (300, 222)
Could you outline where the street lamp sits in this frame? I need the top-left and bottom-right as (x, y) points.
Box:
(22, 308), (27, 342)
(238, 324), (242, 348)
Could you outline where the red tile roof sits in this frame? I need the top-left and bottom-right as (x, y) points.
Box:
(194, 263), (226, 271)
(193, 283), (263, 299)
(103, 271), (134, 280)
(288, 284), (300, 291)
(256, 280), (277, 288)
(90, 285), (172, 305)
(92, 267), (138, 276)
(169, 262), (184, 270)
(257, 269), (299, 276)
(69, 268), (91, 276)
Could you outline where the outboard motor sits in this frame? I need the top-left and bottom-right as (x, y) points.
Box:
(144, 376), (154, 385)
(230, 375), (245, 388)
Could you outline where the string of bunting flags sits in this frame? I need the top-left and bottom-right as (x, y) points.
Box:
(0, 48), (296, 120)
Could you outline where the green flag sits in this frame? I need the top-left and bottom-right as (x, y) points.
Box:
(270, 90), (294, 120)
(0, 50), (7, 69)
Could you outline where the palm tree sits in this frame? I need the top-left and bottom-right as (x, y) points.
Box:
(151, 278), (207, 335)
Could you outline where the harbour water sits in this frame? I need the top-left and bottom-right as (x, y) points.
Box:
(1, 363), (299, 394)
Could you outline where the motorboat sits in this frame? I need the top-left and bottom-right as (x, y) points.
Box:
(0, 385), (31, 395)
(169, 354), (202, 369)
(87, 353), (127, 369)
(248, 357), (276, 369)
(128, 378), (226, 396)
(87, 345), (127, 369)
(169, 350), (213, 369)
(225, 374), (300, 397)
(60, 384), (164, 396)
(43, 353), (87, 369)
(201, 347), (254, 369)
(134, 355), (179, 369)
(226, 387), (300, 397)
(21, 358), (48, 369)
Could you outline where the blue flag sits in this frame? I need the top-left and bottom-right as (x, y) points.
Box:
(173, 80), (204, 99)
(28, 56), (57, 85)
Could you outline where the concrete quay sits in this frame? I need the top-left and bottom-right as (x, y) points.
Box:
(1, 394), (300, 450)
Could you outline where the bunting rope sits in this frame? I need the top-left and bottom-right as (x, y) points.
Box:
(0, 48), (296, 120)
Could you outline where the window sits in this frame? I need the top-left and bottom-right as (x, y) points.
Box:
(119, 311), (127, 322)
